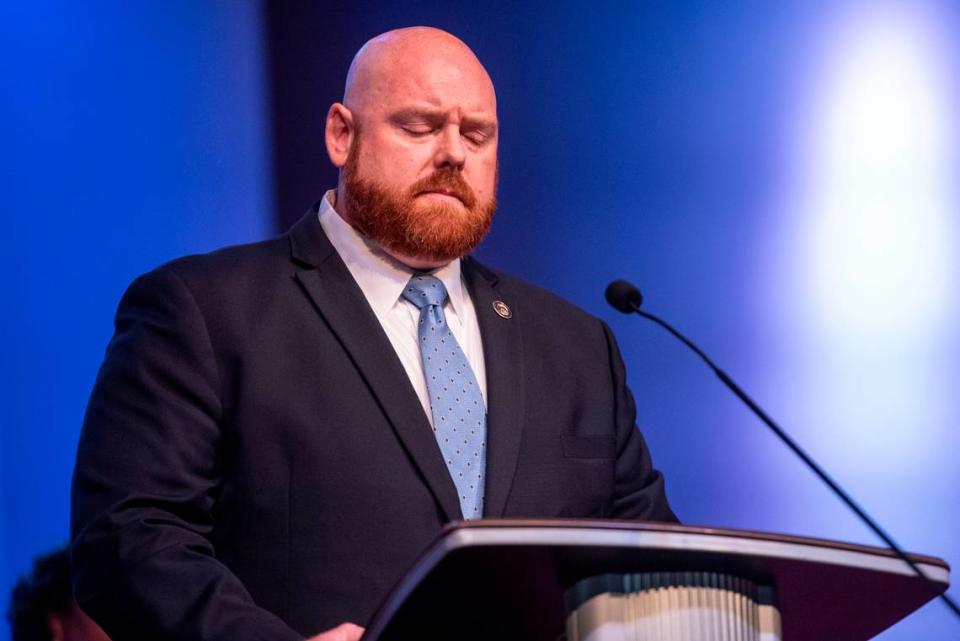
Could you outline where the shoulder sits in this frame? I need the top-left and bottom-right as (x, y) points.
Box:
(159, 234), (289, 286)
(466, 256), (604, 329)
(123, 232), (290, 301)
(465, 257), (626, 395)
(464, 256), (614, 360)
(139, 206), (324, 295)
(115, 232), (296, 336)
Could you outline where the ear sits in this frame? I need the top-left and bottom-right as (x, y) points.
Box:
(325, 103), (355, 168)
(46, 611), (65, 641)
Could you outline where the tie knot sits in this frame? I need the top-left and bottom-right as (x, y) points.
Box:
(403, 274), (449, 310)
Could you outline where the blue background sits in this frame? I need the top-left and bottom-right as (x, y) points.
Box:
(3, 2), (959, 639)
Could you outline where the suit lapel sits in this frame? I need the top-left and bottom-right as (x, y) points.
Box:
(288, 209), (463, 522)
(463, 257), (526, 518)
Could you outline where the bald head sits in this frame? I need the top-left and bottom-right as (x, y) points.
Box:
(342, 27), (496, 122)
(324, 27), (500, 268)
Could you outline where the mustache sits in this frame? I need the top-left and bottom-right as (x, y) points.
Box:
(408, 168), (478, 209)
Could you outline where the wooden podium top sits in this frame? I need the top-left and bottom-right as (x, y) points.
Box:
(363, 519), (950, 641)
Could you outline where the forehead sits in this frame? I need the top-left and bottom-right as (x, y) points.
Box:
(370, 53), (497, 117)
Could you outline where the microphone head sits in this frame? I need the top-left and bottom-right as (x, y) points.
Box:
(605, 280), (643, 313)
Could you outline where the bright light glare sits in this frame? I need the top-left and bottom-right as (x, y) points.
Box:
(800, 8), (957, 339)
(769, 4), (960, 478)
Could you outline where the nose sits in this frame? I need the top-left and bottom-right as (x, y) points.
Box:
(434, 124), (466, 170)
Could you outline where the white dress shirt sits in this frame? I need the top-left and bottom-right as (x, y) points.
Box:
(317, 190), (488, 427)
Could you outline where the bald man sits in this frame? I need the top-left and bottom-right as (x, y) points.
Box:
(71, 27), (675, 641)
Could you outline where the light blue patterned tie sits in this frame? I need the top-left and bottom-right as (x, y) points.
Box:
(403, 274), (486, 519)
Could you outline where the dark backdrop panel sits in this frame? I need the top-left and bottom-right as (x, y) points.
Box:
(266, 1), (532, 228)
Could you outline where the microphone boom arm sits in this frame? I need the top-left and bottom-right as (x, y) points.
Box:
(612, 285), (960, 620)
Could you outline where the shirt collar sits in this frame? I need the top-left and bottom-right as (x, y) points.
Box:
(317, 190), (467, 320)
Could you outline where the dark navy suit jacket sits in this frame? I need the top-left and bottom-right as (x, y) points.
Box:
(71, 208), (676, 641)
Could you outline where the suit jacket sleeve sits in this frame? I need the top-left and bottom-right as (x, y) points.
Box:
(602, 321), (678, 522)
(70, 266), (303, 641)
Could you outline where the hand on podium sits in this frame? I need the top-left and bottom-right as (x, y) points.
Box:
(307, 622), (365, 641)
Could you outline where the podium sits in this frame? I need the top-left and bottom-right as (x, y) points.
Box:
(362, 520), (950, 641)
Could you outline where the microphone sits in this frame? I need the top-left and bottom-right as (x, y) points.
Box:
(605, 278), (960, 619)
(605, 279), (642, 313)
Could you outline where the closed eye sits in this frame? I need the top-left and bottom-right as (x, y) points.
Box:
(391, 109), (444, 137)
(461, 119), (496, 147)
(401, 124), (435, 136)
(463, 128), (494, 147)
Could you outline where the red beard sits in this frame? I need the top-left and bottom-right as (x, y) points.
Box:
(342, 144), (497, 263)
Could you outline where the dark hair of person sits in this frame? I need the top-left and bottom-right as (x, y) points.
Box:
(7, 545), (72, 641)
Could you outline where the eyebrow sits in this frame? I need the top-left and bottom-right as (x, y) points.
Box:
(388, 108), (497, 133)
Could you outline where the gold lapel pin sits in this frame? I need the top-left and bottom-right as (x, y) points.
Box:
(492, 300), (512, 319)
